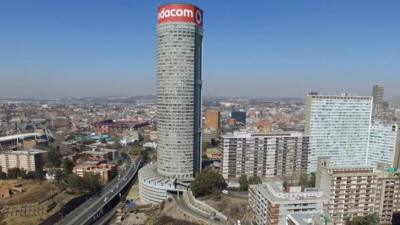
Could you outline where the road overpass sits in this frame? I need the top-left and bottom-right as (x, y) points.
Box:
(0, 132), (52, 143)
(0, 131), (53, 151)
(54, 158), (142, 225)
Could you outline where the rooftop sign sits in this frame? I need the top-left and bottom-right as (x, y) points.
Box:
(158, 4), (203, 27)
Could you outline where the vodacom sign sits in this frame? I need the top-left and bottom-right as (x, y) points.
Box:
(158, 4), (203, 27)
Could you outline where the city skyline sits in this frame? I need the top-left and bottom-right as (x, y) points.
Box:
(1, 1), (400, 98)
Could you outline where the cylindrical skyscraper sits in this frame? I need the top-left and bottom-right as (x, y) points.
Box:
(138, 3), (203, 204)
(156, 3), (203, 180)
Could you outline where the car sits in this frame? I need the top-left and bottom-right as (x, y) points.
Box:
(104, 197), (108, 202)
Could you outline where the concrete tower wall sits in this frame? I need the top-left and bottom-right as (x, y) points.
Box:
(156, 4), (203, 179)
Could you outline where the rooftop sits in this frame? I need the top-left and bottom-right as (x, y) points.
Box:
(0, 149), (47, 155)
(250, 181), (328, 204)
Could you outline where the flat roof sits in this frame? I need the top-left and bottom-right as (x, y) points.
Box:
(0, 149), (47, 155)
(250, 181), (328, 204)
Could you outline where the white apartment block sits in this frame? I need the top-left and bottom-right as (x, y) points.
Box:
(305, 93), (400, 172)
(249, 181), (328, 225)
(316, 158), (400, 225)
(221, 132), (309, 181)
(367, 121), (400, 168)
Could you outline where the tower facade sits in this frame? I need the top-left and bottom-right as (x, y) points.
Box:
(139, 4), (204, 205)
(372, 84), (385, 119)
(156, 3), (203, 179)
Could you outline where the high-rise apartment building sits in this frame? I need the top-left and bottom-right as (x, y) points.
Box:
(367, 122), (400, 168)
(372, 85), (385, 119)
(305, 93), (400, 172)
(316, 158), (400, 225)
(221, 132), (309, 181)
(372, 85), (384, 105)
(375, 167), (400, 224)
(204, 110), (220, 130)
(231, 111), (246, 124)
(138, 3), (204, 205)
(305, 93), (373, 172)
(249, 181), (328, 225)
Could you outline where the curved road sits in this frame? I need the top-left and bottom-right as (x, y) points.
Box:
(172, 194), (225, 225)
(56, 159), (141, 225)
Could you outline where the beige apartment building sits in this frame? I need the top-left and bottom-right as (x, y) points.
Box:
(249, 181), (328, 225)
(316, 158), (400, 225)
(73, 161), (117, 184)
(0, 149), (47, 173)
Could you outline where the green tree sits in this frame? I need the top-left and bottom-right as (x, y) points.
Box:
(25, 171), (44, 180)
(141, 148), (149, 163)
(283, 179), (290, 191)
(64, 174), (86, 192)
(83, 173), (102, 193)
(349, 213), (380, 225)
(62, 158), (74, 174)
(191, 169), (227, 197)
(7, 168), (26, 179)
(47, 146), (62, 167)
(308, 172), (316, 187)
(53, 169), (65, 183)
(0, 171), (7, 179)
(239, 175), (249, 191)
(248, 176), (262, 185)
(63, 173), (101, 193)
(299, 173), (309, 187)
(129, 143), (141, 156)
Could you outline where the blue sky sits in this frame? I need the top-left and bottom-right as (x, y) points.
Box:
(0, 0), (399, 98)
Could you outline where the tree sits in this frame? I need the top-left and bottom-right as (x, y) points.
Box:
(64, 174), (86, 192)
(141, 148), (149, 163)
(0, 171), (7, 179)
(7, 168), (26, 179)
(283, 179), (290, 192)
(62, 158), (74, 174)
(248, 176), (262, 185)
(47, 146), (62, 167)
(53, 169), (65, 183)
(83, 173), (102, 193)
(25, 171), (44, 180)
(349, 213), (380, 225)
(299, 173), (309, 187)
(191, 169), (227, 197)
(308, 172), (316, 187)
(129, 144), (141, 156)
(239, 175), (249, 191)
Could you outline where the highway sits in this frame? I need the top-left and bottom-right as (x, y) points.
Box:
(56, 158), (142, 225)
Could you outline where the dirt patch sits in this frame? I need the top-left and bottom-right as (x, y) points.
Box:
(1, 180), (60, 205)
(201, 194), (254, 224)
(0, 180), (78, 225)
(126, 179), (139, 201)
(156, 216), (201, 225)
